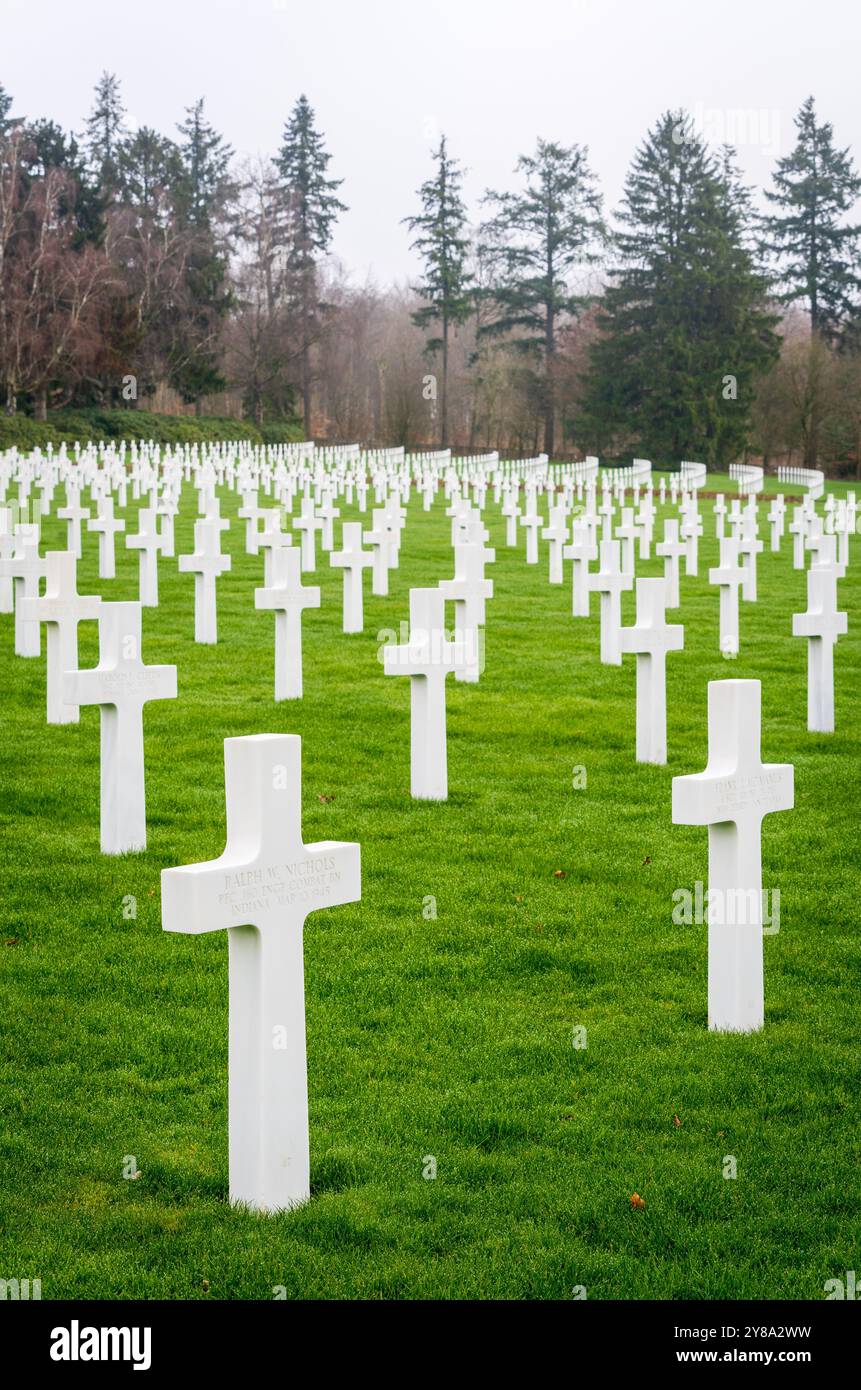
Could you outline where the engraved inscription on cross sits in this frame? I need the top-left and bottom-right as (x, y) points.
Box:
(161, 734), (360, 1214)
(672, 680), (793, 1034)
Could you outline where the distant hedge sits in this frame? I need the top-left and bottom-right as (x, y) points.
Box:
(0, 409), (306, 450)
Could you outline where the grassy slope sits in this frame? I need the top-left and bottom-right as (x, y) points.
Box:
(0, 469), (858, 1300)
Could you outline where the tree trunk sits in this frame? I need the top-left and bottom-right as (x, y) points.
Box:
(543, 298), (555, 456)
(805, 397), (818, 468)
(440, 315), (449, 448)
(302, 266), (312, 438)
(34, 387), (48, 422)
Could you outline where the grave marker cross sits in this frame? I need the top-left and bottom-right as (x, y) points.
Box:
(64, 602), (177, 853)
(672, 680), (793, 1033)
(19, 551), (100, 723)
(619, 577), (683, 763)
(161, 734), (360, 1213)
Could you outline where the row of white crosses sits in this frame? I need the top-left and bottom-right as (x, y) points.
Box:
(9, 461), (849, 805)
(0, 526), (178, 854)
(486, 477), (806, 1035)
(4, 463), (853, 774)
(0, 453), (853, 1212)
(1, 486), (362, 1215)
(505, 476), (852, 745)
(496, 475), (851, 1035)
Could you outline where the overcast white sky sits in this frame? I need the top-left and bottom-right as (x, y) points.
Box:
(2, 0), (859, 284)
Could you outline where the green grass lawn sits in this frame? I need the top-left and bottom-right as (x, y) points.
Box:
(0, 467), (858, 1300)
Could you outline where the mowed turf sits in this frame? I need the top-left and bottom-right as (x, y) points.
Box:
(0, 471), (859, 1301)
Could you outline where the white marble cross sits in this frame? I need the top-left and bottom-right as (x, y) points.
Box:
(330, 522), (373, 633)
(807, 526), (846, 582)
(381, 497), (406, 570)
(179, 518), (232, 644)
(317, 492), (340, 551)
(363, 510), (391, 597)
(737, 515), (763, 601)
(792, 564), (847, 732)
(767, 495), (785, 553)
(157, 496), (178, 559)
(0, 507), (15, 613)
(656, 518), (685, 608)
(708, 537), (746, 657)
(619, 577), (683, 763)
(293, 498), (323, 572)
(714, 494), (727, 540)
(542, 505), (569, 584)
(126, 507), (163, 607)
(19, 551), (100, 723)
(203, 494), (230, 540)
(588, 538), (633, 665)
(616, 507), (638, 578)
(57, 487), (90, 560)
(383, 587), (467, 799)
(563, 519), (597, 617)
(501, 491), (521, 547)
(2, 532), (46, 656)
(788, 505), (809, 570)
(438, 542), (492, 683)
(254, 547), (320, 700)
(519, 497), (543, 564)
(161, 733), (360, 1213)
(680, 503), (703, 577)
(636, 496), (655, 559)
(238, 491), (266, 555)
(87, 497), (126, 580)
(258, 510), (293, 586)
(64, 602), (177, 853)
(672, 680), (793, 1033)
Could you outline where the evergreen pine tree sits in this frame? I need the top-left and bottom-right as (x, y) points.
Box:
(118, 127), (180, 213)
(762, 96), (861, 341)
(171, 98), (236, 407)
(478, 139), (605, 455)
(28, 120), (105, 247)
(85, 71), (126, 195)
(404, 135), (472, 445)
(274, 95), (347, 435)
(579, 112), (778, 468)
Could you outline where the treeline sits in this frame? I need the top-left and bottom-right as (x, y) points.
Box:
(1, 77), (860, 471)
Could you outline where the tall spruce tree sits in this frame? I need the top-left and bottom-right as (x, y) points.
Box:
(274, 95), (346, 436)
(762, 96), (861, 341)
(478, 139), (604, 455)
(85, 72), (126, 195)
(579, 112), (778, 467)
(171, 98), (235, 408)
(28, 119), (105, 249)
(404, 135), (472, 445)
(118, 127), (180, 213)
